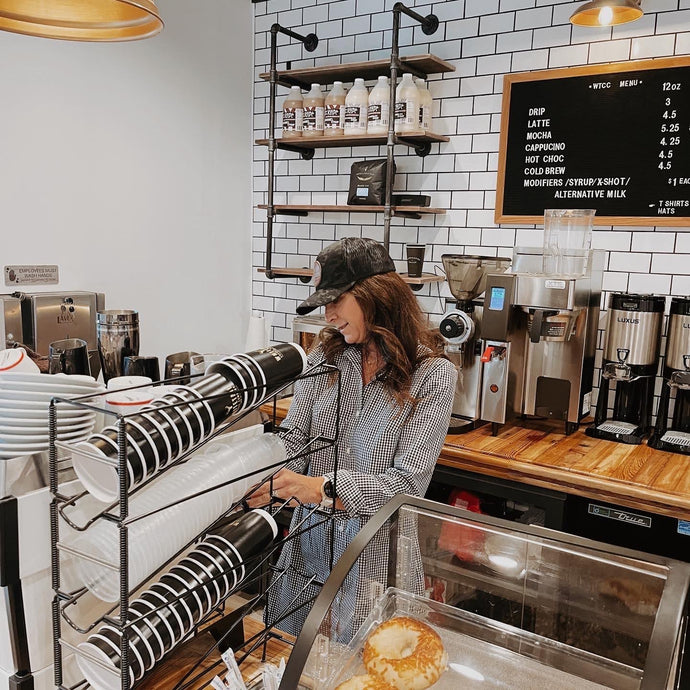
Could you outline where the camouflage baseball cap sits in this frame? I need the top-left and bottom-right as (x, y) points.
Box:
(296, 237), (396, 315)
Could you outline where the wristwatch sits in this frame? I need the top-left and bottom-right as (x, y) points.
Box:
(319, 477), (335, 510)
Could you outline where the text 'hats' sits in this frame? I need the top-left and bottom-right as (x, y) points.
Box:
(296, 237), (395, 315)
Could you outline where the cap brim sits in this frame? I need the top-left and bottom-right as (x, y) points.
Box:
(296, 283), (355, 315)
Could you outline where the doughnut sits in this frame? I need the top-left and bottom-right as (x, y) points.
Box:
(335, 674), (395, 690)
(362, 616), (447, 690)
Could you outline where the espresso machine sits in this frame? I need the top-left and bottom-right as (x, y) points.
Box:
(15, 291), (105, 376)
(439, 255), (511, 432)
(479, 247), (603, 435)
(587, 293), (664, 445)
(649, 296), (690, 454)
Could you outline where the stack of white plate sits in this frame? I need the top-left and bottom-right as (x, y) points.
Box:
(0, 372), (105, 459)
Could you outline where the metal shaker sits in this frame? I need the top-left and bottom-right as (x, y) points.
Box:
(97, 310), (140, 383)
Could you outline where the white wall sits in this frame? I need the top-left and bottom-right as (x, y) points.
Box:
(0, 0), (253, 365)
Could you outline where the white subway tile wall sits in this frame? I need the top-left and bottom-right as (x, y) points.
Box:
(252, 0), (690, 410)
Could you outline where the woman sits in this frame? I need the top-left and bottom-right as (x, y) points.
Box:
(252, 237), (457, 642)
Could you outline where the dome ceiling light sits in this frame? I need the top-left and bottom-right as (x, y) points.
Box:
(0, 0), (163, 41)
(570, 0), (643, 27)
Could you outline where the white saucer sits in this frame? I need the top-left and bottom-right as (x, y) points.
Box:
(0, 405), (96, 420)
(0, 417), (95, 433)
(0, 372), (99, 385)
(0, 380), (105, 395)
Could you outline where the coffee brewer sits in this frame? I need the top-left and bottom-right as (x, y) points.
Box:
(479, 247), (603, 435)
(587, 293), (664, 445)
(648, 296), (690, 454)
(439, 255), (511, 432)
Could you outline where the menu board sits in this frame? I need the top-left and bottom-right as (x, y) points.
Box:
(496, 57), (690, 226)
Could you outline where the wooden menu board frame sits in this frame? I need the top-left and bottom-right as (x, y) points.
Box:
(496, 57), (690, 227)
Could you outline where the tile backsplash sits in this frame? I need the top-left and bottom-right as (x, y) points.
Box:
(252, 0), (690, 411)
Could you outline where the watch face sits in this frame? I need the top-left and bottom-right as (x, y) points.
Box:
(323, 479), (334, 499)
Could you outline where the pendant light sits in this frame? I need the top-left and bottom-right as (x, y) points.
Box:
(570, 0), (643, 27)
(0, 0), (163, 42)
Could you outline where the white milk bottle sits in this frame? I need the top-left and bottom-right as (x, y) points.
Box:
(415, 77), (433, 132)
(324, 81), (346, 137)
(344, 78), (369, 135)
(394, 72), (421, 134)
(367, 75), (390, 135)
(303, 83), (325, 138)
(282, 85), (303, 139)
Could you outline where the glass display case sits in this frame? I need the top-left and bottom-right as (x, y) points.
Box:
(282, 495), (690, 689)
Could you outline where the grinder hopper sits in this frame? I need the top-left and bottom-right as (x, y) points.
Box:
(442, 255), (512, 303)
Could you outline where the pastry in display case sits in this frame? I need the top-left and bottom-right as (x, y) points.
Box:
(281, 495), (690, 689)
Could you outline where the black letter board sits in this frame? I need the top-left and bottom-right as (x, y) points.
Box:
(496, 57), (690, 227)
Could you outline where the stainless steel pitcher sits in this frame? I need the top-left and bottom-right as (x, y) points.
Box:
(97, 310), (139, 383)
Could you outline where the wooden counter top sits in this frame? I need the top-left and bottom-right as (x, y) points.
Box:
(260, 399), (690, 521)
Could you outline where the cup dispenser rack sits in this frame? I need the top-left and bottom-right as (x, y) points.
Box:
(48, 360), (342, 690)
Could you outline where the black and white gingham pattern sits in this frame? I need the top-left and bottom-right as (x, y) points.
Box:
(266, 344), (457, 642)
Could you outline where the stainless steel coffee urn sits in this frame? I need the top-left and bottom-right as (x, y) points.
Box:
(587, 293), (664, 444)
(649, 296), (690, 454)
(479, 247), (603, 435)
(439, 255), (511, 432)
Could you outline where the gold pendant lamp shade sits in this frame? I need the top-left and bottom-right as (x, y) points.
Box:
(570, 0), (643, 27)
(0, 0), (163, 41)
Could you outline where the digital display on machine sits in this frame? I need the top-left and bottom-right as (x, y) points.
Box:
(488, 286), (506, 311)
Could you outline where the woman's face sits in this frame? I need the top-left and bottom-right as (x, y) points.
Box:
(324, 291), (368, 344)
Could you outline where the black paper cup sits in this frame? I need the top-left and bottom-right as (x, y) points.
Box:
(128, 600), (166, 662)
(138, 590), (182, 652)
(169, 563), (213, 616)
(152, 580), (195, 639)
(100, 427), (148, 485)
(146, 396), (193, 452)
(207, 343), (307, 412)
(161, 571), (204, 632)
(77, 625), (143, 688)
(192, 544), (233, 595)
(131, 595), (175, 654)
(137, 413), (172, 463)
(141, 408), (181, 458)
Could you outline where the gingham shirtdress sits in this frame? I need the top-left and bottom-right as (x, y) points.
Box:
(265, 343), (457, 643)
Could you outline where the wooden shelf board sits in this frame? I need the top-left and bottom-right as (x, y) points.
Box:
(399, 272), (445, 284)
(257, 266), (314, 277)
(259, 54), (456, 88)
(257, 204), (445, 216)
(257, 267), (445, 286)
(255, 131), (449, 149)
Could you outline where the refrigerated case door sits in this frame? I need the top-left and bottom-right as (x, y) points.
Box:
(281, 495), (690, 690)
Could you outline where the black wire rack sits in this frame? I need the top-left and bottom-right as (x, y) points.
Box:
(49, 361), (341, 690)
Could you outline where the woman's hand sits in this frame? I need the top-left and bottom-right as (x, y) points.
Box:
(246, 468), (323, 508)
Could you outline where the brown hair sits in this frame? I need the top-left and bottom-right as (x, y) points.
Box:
(318, 272), (446, 406)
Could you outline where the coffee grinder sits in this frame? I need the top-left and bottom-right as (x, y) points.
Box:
(649, 296), (690, 454)
(587, 293), (664, 444)
(439, 255), (511, 432)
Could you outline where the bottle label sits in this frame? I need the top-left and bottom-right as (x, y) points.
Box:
(367, 103), (389, 127)
(325, 104), (344, 130)
(344, 104), (365, 129)
(303, 105), (324, 131)
(282, 107), (303, 132)
(421, 104), (430, 130)
(395, 100), (417, 125)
